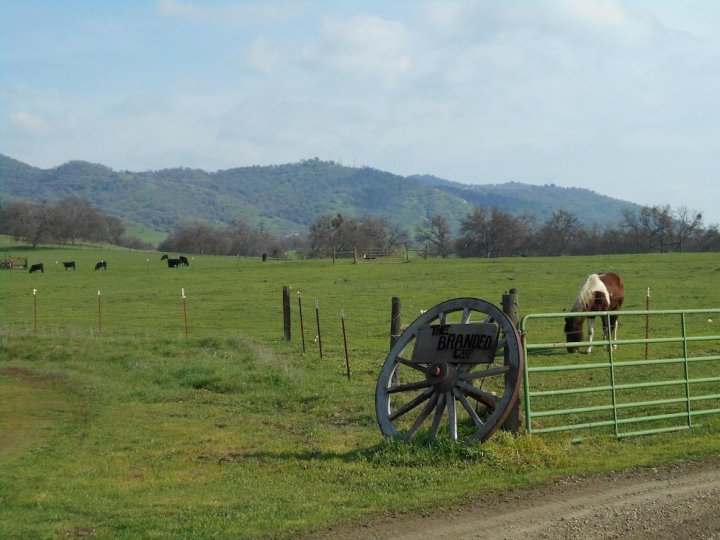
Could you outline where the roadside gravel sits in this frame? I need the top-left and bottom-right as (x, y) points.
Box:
(308, 457), (720, 539)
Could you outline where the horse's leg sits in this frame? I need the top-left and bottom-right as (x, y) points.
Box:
(586, 318), (595, 354)
(601, 316), (609, 349)
(610, 315), (619, 350)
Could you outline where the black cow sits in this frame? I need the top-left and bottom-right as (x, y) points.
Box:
(167, 258), (181, 268)
(29, 263), (44, 273)
(160, 254), (168, 261)
(94, 260), (107, 271)
(63, 261), (76, 271)
(179, 256), (189, 266)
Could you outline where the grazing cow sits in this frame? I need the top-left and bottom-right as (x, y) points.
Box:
(63, 261), (76, 271)
(167, 258), (181, 268)
(179, 255), (189, 266)
(94, 260), (107, 271)
(29, 263), (44, 273)
(160, 254), (168, 261)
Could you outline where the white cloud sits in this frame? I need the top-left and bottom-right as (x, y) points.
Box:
(244, 37), (284, 74)
(9, 112), (52, 136)
(156, 0), (306, 26)
(302, 14), (414, 84)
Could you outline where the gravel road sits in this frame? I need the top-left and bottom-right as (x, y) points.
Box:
(309, 457), (720, 539)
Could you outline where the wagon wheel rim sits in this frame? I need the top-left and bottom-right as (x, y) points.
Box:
(375, 297), (524, 443)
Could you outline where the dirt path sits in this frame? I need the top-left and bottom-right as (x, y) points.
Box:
(310, 457), (720, 539)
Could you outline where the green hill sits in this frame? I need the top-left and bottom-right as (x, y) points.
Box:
(0, 154), (639, 237)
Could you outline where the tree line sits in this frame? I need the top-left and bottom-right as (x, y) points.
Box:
(309, 206), (720, 258)
(2, 197), (719, 257)
(0, 198), (151, 249)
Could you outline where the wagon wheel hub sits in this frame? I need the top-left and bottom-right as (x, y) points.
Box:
(428, 361), (457, 392)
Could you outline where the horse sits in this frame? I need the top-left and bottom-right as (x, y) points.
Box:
(94, 260), (107, 271)
(29, 263), (44, 273)
(564, 272), (624, 354)
(63, 261), (76, 271)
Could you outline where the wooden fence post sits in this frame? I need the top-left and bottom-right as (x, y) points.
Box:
(283, 286), (291, 341)
(502, 288), (521, 433)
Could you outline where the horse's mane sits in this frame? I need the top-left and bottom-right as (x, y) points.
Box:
(572, 273), (609, 312)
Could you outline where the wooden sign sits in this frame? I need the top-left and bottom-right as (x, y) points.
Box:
(411, 322), (499, 363)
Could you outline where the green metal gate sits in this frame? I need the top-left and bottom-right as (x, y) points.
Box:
(520, 309), (720, 438)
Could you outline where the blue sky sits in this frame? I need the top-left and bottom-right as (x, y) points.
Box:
(2, 0), (720, 225)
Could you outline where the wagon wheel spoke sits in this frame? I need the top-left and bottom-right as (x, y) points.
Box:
(388, 388), (434, 422)
(456, 380), (500, 408)
(454, 387), (485, 429)
(387, 378), (436, 394)
(459, 365), (510, 381)
(428, 393), (447, 440)
(395, 356), (428, 373)
(446, 392), (458, 440)
(406, 392), (440, 440)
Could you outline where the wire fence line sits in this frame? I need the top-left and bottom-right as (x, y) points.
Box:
(1, 285), (397, 370)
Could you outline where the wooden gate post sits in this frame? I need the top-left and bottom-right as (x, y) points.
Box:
(502, 288), (521, 433)
(283, 285), (291, 341)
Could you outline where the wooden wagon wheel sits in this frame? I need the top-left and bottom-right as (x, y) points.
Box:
(375, 297), (524, 443)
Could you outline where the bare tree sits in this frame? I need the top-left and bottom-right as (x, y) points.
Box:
(650, 205), (675, 252)
(416, 214), (453, 258)
(51, 197), (100, 244)
(620, 207), (648, 253)
(1, 201), (53, 248)
(456, 206), (490, 257)
(536, 210), (580, 256)
(308, 213), (355, 257)
(674, 207), (703, 252)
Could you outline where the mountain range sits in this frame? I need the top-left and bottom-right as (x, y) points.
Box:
(0, 153), (640, 240)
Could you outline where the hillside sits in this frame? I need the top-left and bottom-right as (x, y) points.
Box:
(0, 154), (639, 238)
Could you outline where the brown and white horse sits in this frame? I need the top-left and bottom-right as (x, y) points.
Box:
(564, 272), (624, 353)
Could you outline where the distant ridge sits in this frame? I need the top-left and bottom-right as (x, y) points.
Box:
(0, 154), (640, 238)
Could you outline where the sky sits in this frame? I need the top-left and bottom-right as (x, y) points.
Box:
(2, 0), (720, 224)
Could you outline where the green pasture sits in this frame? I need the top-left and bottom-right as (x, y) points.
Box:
(2, 241), (720, 538)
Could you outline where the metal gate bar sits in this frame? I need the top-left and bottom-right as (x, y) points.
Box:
(520, 308), (720, 438)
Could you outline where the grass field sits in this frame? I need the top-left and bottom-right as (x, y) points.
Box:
(2, 241), (720, 538)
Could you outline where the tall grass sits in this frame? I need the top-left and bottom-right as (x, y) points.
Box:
(2, 243), (720, 538)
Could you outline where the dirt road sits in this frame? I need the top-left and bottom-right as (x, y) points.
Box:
(310, 457), (720, 539)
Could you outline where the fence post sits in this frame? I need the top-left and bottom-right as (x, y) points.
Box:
(502, 288), (521, 433)
(283, 286), (291, 341)
(341, 309), (351, 379)
(645, 287), (650, 359)
(298, 291), (306, 354)
(181, 288), (189, 338)
(32, 288), (38, 334)
(315, 300), (323, 359)
(97, 290), (102, 335)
